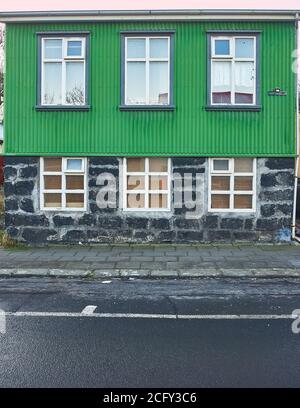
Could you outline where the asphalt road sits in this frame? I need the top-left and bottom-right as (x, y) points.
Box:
(0, 277), (300, 388)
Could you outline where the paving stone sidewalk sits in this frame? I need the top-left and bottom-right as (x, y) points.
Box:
(0, 244), (300, 278)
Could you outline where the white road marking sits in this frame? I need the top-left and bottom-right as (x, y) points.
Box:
(0, 309), (6, 334)
(3, 311), (295, 320)
(81, 305), (97, 315)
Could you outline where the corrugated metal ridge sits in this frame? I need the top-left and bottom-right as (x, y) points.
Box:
(0, 9), (299, 19)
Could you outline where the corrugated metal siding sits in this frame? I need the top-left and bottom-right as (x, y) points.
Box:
(4, 21), (297, 157)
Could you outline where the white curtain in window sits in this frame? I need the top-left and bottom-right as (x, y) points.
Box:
(234, 62), (254, 94)
(43, 63), (62, 105)
(211, 61), (231, 92)
(149, 62), (169, 105)
(126, 62), (146, 104)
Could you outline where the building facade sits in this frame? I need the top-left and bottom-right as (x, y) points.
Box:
(0, 10), (298, 244)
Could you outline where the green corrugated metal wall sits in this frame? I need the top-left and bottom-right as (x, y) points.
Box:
(4, 21), (297, 157)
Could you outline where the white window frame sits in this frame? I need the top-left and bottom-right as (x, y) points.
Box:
(64, 158), (85, 173)
(208, 158), (256, 213)
(40, 157), (87, 211)
(124, 36), (171, 106)
(123, 157), (171, 211)
(211, 36), (256, 106)
(41, 37), (86, 106)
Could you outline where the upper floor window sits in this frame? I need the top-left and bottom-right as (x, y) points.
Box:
(121, 33), (174, 109)
(208, 34), (259, 108)
(39, 35), (88, 107)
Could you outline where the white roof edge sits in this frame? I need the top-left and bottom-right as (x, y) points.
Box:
(0, 9), (299, 22)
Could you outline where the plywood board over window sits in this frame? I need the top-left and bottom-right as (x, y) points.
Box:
(208, 158), (256, 212)
(40, 157), (87, 211)
(123, 157), (171, 211)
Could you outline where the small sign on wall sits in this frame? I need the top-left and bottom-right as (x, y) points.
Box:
(268, 88), (287, 96)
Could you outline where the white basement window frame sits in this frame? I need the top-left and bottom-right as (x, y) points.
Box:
(210, 35), (257, 106)
(41, 36), (86, 106)
(124, 35), (171, 106)
(208, 158), (256, 212)
(40, 157), (87, 211)
(123, 157), (171, 211)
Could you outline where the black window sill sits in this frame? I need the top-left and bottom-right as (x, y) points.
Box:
(119, 105), (175, 112)
(206, 105), (261, 112)
(35, 105), (91, 112)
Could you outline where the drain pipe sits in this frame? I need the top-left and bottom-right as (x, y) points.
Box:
(292, 15), (299, 241)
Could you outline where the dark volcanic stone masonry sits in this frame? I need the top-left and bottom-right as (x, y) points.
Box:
(3, 156), (295, 244)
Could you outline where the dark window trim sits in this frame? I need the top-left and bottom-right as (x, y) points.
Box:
(119, 105), (175, 111)
(205, 105), (261, 112)
(36, 31), (91, 111)
(35, 105), (91, 112)
(120, 30), (176, 35)
(206, 31), (261, 111)
(206, 30), (262, 34)
(120, 30), (175, 110)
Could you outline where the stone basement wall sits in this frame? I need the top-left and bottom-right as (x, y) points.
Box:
(3, 156), (295, 245)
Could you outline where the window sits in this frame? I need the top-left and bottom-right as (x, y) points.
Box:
(40, 157), (87, 211)
(209, 34), (258, 106)
(123, 158), (171, 211)
(122, 34), (173, 107)
(209, 158), (256, 212)
(39, 35), (88, 106)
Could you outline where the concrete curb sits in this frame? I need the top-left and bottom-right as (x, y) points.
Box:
(1, 268), (300, 278)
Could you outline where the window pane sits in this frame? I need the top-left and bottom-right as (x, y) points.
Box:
(127, 176), (145, 190)
(235, 38), (254, 58)
(234, 195), (253, 209)
(234, 176), (253, 191)
(44, 39), (62, 59)
(150, 38), (168, 58)
(149, 194), (168, 209)
(211, 176), (230, 191)
(66, 159), (83, 171)
(214, 39), (230, 55)
(234, 158), (253, 172)
(44, 158), (62, 172)
(127, 38), (145, 58)
(212, 92), (231, 104)
(66, 193), (84, 208)
(127, 158), (145, 172)
(211, 194), (230, 209)
(213, 159), (229, 171)
(235, 93), (253, 104)
(127, 193), (145, 209)
(234, 61), (254, 104)
(44, 193), (61, 208)
(126, 62), (146, 104)
(149, 158), (168, 172)
(44, 175), (61, 190)
(67, 40), (82, 57)
(149, 176), (168, 190)
(66, 62), (85, 105)
(43, 63), (62, 104)
(212, 61), (231, 104)
(149, 62), (169, 105)
(66, 175), (84, 190)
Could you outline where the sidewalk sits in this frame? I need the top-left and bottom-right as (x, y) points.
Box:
(0, 244), (300, 278)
